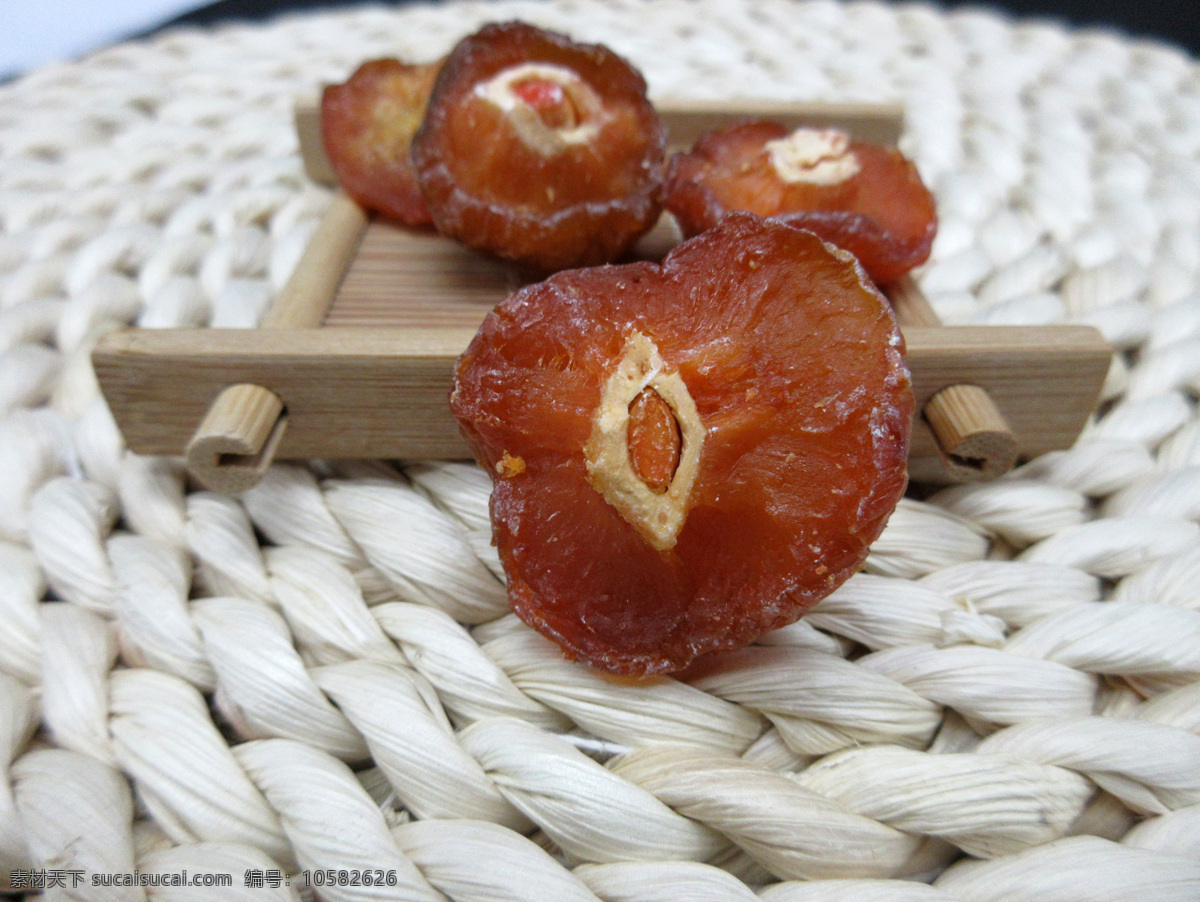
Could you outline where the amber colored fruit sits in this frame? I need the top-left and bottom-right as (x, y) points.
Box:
(412, 21), (667, 272)
(321, 57), (442, 225)
(664, 120), (937, 284)
(628, 388), (680, 494)
(451, 213), (913, 676)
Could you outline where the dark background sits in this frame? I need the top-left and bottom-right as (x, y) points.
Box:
(155, 1), (1200, 58)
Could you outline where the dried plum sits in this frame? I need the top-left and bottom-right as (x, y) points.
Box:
(664, 120), (937, 284)
(451, 213), (913, 675)
(412, 21), (666, 272)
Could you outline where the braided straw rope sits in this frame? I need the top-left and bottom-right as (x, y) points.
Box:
(2, 0), (1200, 898)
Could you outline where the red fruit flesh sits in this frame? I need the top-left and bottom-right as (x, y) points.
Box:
(664, 120), (937, 284)
(321, 58), (441, 225)
(451, 213), (914, 676)
(511, 77), (576, 128)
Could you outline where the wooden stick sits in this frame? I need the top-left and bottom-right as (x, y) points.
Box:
(885, 275), (943, 329)
(261, 192), (370, 328)
(885, 275), (1020, 482)
(183, 192), (368, 491)
(95, 324), (1112, 476)
(185, 384), (287, 492)
(294, 94), (334, 185)
(922, 384), (1019, 480)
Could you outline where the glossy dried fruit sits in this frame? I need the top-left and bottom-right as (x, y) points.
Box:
(412, 21), (666, 272)
(664, 120), (937, 284)
(452, 213), (913, 676)
(321, 57), (441, 225)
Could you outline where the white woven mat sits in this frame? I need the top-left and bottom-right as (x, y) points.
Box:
(2, 0), (1200, 899)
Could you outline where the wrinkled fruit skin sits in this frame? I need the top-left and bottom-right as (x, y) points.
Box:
(452, 213), (914, 676)
(664, 120), (937, 284)
(321, 57), (442, 225)
(412, 21), (667, 272)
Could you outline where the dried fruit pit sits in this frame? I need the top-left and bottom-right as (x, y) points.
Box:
(583, 330), (704, 552)
(628, 387), (680, 495)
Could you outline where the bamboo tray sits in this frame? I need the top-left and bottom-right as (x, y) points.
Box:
(92, 99), (1112, 492)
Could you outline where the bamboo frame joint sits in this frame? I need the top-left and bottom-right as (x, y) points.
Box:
(185, 383), (288, 493)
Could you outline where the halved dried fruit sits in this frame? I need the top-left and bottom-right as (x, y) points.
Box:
(664, 120), (937, 284)
(451, 213), (913, 676)
(412, 21), (666, 272)
(321, 57), (442, 225)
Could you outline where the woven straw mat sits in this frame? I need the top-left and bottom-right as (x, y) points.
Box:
(2, 0), (1200, 899)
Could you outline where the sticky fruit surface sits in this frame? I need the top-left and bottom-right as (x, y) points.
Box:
(321, 57), (441, 225)
(664, 120), (937, 284)
(412, 21), (666, 272)
(451, 213), (914, 676)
